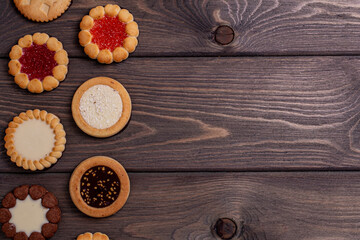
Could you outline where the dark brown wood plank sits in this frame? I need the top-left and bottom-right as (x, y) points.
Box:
(2, 0), (360, 57)
(1, 57), (360, 172)
(1, 172), (359, 239)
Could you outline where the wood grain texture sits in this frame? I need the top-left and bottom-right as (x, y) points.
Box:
(0, 172), (359, 240)
(1, 57), (360, 172)
(2, 0), (360, 57)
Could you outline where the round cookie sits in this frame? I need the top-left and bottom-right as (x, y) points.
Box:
(13, 0), (71, 22)
(69, 156), (130, 218)
(71, 77), (131, 138)
(0, 185), (61, 239)
(4, 109), (66, 171)
(77, 232), (109, 240)
(79, 4), (139, 64)
(9, 33), (69, 93)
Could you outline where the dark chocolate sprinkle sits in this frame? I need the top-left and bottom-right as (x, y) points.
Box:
(80, 165), (120, 208)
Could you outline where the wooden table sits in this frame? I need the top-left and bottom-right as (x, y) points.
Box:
(1, 0), (360, 239)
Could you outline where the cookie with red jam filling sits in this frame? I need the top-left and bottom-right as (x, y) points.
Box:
(79, 4), (139, 64)
(8, 33), (69, 93)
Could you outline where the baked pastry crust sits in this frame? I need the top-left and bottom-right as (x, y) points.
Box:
(69, 156), (130, 218)
(9, 33), (69, 93)
(4, 109), (66, 171)
(13, 0), (71, 22)
(0, 185), (61, 239)
(79, 4), (139, 64)
(72, 77), (131, 138)
(77, 232), (109, 240)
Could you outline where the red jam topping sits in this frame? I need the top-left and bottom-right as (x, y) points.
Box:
(18, 43), (57, 81)
(90, 15), (128, 51)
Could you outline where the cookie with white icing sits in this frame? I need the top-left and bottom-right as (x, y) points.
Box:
(4, 110), (66, 171)
(71, 77), (131, 138)
(0, 185), (61, 239)
(79, 4), (139, 64)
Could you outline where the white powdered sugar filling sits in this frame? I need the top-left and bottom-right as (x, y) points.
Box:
(79, 85), (123, 129)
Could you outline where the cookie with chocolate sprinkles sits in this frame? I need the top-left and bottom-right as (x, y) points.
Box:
(69, 156), (130, 218)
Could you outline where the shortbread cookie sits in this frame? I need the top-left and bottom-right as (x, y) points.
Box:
(4, 109), (66, 171)
(69, 156), (130, 218)
(72, 77), (131, 138)
(14, 0), (71, 22)
(79, 4), (139, 64)
(77, 232), (109, 240)
(0, 185), (61, 239)
(9, 33), (69, 93)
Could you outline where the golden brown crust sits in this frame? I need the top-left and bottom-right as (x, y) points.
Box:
(27, 79), (43, 93)
(70, 156), (130, 218)
(79, 30), (92, 46)
(52, 65), (68, 82)
(8, 60), (21, 76)
(125, 21), (139, 37)
(84, 43), (99, 59)
(104, 4), (120, 17)
(77, 232), (110, 240)
(14, 73), (29, 89)
(4, 110), (66, 171)
(80, 15), (94, 30)
(33, 32), (49, 45)
(123, 37), (138, 53)
(79, 4), (139, 64)
(8, 33), (69, 93)
(71, 77), (132, 138)
(18, 35), (33, 48)
(118, 9), (133, 23)
(113, 47), (129, 62)
(77, 232), (109, 240)
(9, 45), (22, 60)
(97, 50), (113, 64)
(13, 0), (71, 22)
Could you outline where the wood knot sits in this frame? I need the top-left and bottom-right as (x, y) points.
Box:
(214, 26), (234, 45)
(214, 218), (237, 239)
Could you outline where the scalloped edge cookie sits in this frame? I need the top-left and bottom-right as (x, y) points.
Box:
(13, 0), (71, 22)
(9, 32), (69, 93)
(0, 185), (61, 239)
(69, 156), (130, 218)
(79, 4), (139, 64)
(71, 77), (132, 138)
(77, 232), (109, 240)
(4, 109), (66, 171)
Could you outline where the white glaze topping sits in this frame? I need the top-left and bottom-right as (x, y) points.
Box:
(79, 84), (123, 129)
(9, 195), (49, 236)
(13, 119), (55, 160)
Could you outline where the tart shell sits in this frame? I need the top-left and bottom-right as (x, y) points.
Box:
(79, 4), (139, 64)
(4, 109), (66, 171)
(9, 33), (69, 93)
(69, 156), (130, 218)
(71, 77), (131, 138)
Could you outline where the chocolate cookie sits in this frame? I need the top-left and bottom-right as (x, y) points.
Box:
(0, 185), (61, 239)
